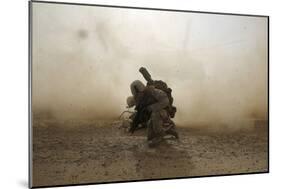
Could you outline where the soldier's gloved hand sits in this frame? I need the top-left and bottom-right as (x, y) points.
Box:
(139, 67), (146, 73)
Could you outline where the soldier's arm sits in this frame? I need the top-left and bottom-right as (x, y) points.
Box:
(148, 89), (169, 112)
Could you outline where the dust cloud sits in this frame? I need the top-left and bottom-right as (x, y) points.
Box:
(32, 3), (268, 129)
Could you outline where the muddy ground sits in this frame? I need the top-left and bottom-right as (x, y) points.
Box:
(32, 119), (268, 187)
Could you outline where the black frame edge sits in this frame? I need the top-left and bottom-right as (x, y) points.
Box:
(31, 0), (269, 18)
(267, 16), (270, 173)
(28, 1), (33, 188)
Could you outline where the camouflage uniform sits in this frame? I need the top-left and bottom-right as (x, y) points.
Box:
(130, 80), (177, 145)
(146, 88), (170, 142)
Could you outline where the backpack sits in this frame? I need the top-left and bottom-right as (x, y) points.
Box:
(139, 67), (176, 118)
(149, 80), (176, 118)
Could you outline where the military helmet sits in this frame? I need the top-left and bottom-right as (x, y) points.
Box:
(130, 80), (145, 96)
